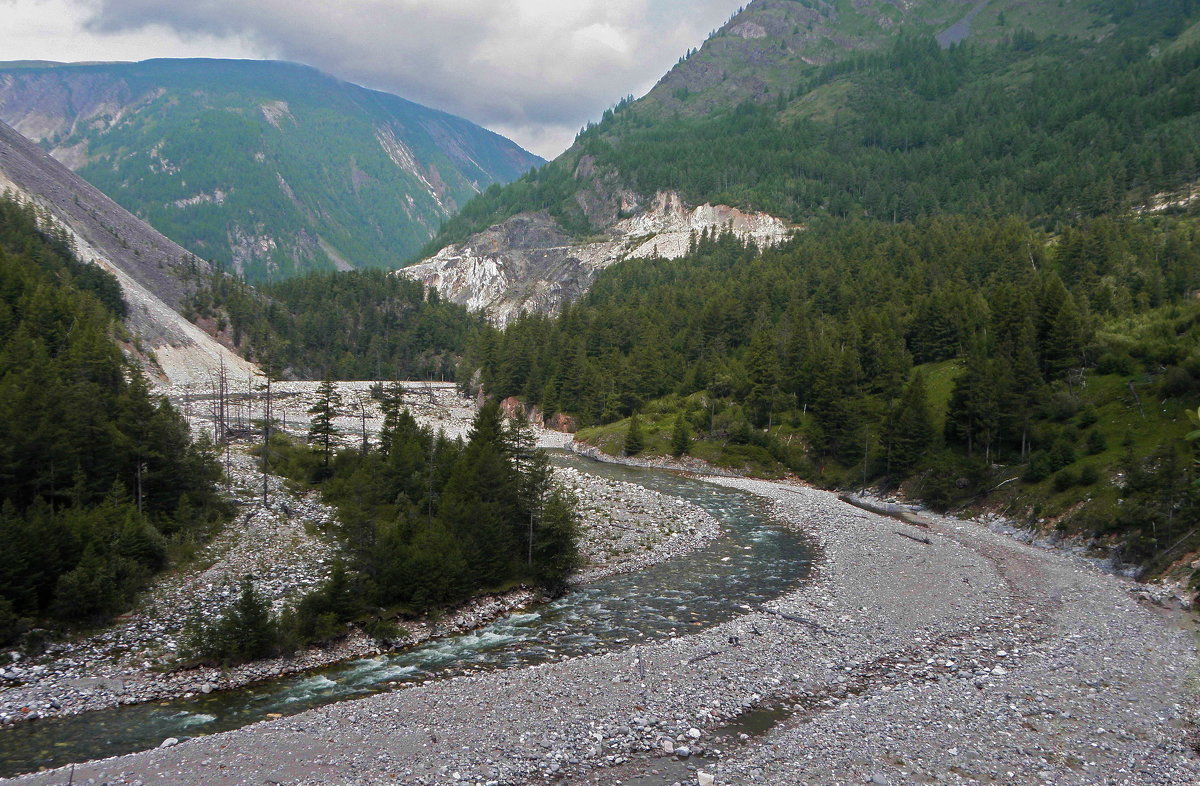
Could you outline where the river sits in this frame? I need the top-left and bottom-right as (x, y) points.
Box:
(0, 453), (812, 778)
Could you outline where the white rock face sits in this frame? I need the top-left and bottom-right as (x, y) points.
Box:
(402, 191), (789, 326)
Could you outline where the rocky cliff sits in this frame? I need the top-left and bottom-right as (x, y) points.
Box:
(406, 0), (1132, 327)
(0, 119), (256, 385)
(403, 191), (789, 325)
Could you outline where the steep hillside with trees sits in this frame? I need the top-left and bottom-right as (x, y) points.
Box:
(427, 0), (1200, 252)
(0, 59), (543, 282)
(184, 266), (485, 380)
(423, 0), (1200, 579)
(0, 196), (227, 645)
(462, 210), (1200, 574)
(0, 118), (254, 385)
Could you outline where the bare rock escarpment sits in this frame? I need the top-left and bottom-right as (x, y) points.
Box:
(403, 191), (790, 326)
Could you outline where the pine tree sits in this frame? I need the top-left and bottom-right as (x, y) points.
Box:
(1002, 320), (1043, 458)
(810, 346), (866, 462)
(508, 417), (552, 567)
(881, 372), (935, 476)
(532, 488), (581, 594)
(624, 413), (645, 456)
(744, 332), (782, 427)
(438, 400), (521, 586)
(671, 412), (691, 457)
(945, 349), (1003, 461)
(308, 376), (343, 467)
(224, 576), (276, 662)
(1043, 296), (1086, 380)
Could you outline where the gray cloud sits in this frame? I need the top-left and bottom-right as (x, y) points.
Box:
(81, 0), (743, 156)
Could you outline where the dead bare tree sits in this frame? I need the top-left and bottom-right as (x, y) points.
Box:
(261, 372), (272, 507)
(217, 358), (230, 486)
(357, 394), (370, 455)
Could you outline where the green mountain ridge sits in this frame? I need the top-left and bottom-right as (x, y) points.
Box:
(427, 0), (1200, 252)
(429, 0), (1200, 578)
(0, 58), (544, 283)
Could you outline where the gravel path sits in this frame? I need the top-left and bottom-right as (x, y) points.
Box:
(8, 472), (1194, 785)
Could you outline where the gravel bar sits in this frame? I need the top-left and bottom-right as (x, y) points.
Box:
(0, 386), (710, 732)
(8, 470), (1195, 785)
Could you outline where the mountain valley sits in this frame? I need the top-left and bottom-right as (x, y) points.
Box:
(1, 1), (1200, 784)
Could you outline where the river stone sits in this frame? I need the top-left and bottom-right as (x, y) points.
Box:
(159, 737), (179, 748)
(698, 772), (716, 786)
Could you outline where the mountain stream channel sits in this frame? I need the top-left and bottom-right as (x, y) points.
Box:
(0, 452), (813, 780)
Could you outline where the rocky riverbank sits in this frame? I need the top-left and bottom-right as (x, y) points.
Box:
(0, 445), (339, 728)
(10, 467), (1196, 785)
(568, 441), (742, 477)
(561, 464), (720, 584)
(0, 384), (714, 731)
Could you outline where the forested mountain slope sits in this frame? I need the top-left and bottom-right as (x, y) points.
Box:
(0, 195), (228, 644)
(448, 0), (1200, 577)
(187, 267), (486, 381)
(410, 0), (1200, 325)
(430, 0), (1200, 251)
(468, 212), (1200, 575)
(0, 59), (543, 282)
(0, 118), (254, 384)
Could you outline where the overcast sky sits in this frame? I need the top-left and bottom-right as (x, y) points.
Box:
(0, 0), (744, 157)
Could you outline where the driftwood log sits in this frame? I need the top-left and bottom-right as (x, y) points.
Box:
(759, 607), (836, 636)
(838, 493), (932, 529)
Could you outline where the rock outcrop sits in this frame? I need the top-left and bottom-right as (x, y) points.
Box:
(403, 191), (789, 326)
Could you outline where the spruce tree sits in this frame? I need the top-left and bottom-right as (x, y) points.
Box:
(225, 576), (276, 662)
(744, 332), (782, 427)
(508, 417), (552, 567)
(1003, 320), (1043, 458)
(438, 400), (521, 586)
(624, 413), (645, 456)
(671, 412), (691, 457)
(882, 373), (935, 476)
(945, 349), (1003, 461)
(308, 376), (343, 467)
(532, 488), (581, 594)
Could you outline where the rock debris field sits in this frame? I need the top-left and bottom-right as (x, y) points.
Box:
(5, 454), (1198, 784)
(0, 382), (713, 731)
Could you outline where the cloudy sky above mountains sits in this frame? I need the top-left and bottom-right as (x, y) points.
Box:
(0, 0), (743, 157)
